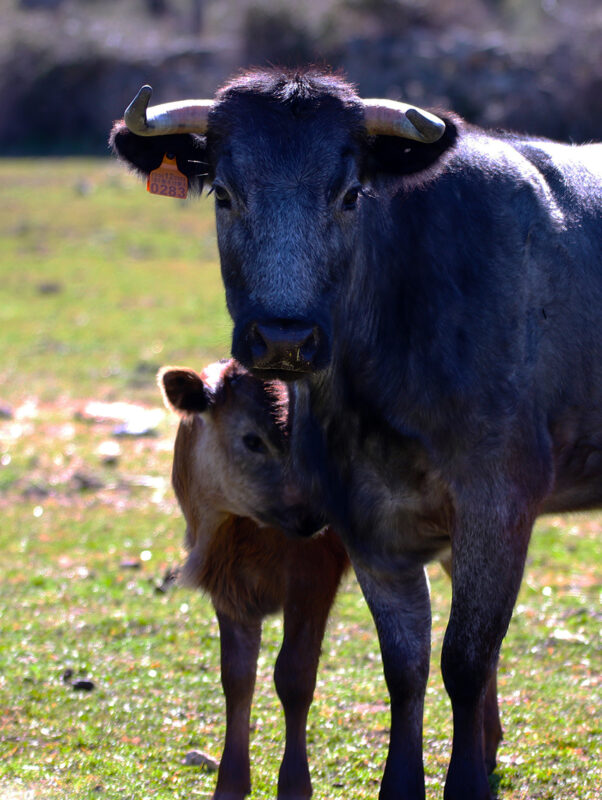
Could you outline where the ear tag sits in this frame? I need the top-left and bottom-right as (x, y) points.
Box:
(147, 154), (188, 199)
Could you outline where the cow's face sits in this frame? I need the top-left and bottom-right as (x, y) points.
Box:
(207, 92), (365, 380)
(111, 70), (457, 380)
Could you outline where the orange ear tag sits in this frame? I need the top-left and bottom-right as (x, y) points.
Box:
(147, 154), (188, 199)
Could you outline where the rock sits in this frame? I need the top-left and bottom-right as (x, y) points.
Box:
(76, 401), (164, 437)
(112, 417), (160, 437)
(97, 440), (121, 465)
(72, 679), (96, 692)
(72, 471), (105, 491)
(36, 281), (62, 295)
(22, 482), (50, 499)
(183, 750), (219, 770)
(120, 558), (141, 570)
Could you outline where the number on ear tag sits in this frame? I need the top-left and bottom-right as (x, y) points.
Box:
(147, 154), (188, 199)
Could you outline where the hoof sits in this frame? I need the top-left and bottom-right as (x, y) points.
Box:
(277, 795), (312, 800)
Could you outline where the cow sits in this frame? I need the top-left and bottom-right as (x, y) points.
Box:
(112, 68), (602, 800)
(159, 358), (350, 800)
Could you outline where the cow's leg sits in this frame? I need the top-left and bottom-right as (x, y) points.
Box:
(354, 562), (431, 800)
(439, 556), (503, 775)
(483, 665), (503, 774)
(275, 555), (345, 800)
(213, 610), (262, 800)
(441, 508), (532, 800)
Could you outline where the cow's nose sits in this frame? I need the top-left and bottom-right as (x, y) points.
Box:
(248, 320), (320, 372)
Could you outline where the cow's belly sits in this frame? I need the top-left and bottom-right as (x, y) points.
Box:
(540, 410), (602, 514)
(342, 453), (453, 567)
(541, 436), (602, 514)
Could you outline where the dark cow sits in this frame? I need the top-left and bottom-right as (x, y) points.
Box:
(112, 68), (602, 800)
(160, 359), (349, 800)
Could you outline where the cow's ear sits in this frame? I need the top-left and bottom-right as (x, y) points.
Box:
(110, 122), (210, 193)
(363, 114), (460, 180)
(158, 367), (212, 415)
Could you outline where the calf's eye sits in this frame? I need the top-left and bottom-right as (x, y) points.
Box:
(242, 433), (267, 454)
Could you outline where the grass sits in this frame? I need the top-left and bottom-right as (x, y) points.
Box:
(0, 158), (228, 404)
(0, 158), (600, 799)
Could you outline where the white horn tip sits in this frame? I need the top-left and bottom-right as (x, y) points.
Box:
(405, 108), (445, 143)
(124, 85), (154, 134)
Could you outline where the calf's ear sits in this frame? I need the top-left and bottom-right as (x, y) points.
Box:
(109, 122), (210, 193)
(363, 113), (460, 181)
(158, 367), (211, 415)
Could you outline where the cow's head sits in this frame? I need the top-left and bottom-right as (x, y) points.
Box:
(112, 69), (458, 379)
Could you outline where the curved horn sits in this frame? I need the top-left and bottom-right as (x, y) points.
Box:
(124, 85), (214, 136)
(363, 99), (445, 143)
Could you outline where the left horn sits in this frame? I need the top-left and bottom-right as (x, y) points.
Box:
(124, 85), (214, 136)
(363, 99), (445, 143)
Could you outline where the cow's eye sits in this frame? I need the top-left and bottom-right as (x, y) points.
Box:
(242, 433), (267, 454)
(342, 185), (361, 210)
(213, 183), (231, 209)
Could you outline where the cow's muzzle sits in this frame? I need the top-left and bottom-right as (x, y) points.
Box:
(243, 320), (327, 378)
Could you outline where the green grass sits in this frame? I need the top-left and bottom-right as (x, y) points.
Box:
(0, 158), (228, 404)
(0, 159), (600, 799)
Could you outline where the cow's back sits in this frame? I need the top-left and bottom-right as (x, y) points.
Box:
(516, 140), (602, 209)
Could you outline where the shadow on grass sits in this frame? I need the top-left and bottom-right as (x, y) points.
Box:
(489, 772), (502, 798)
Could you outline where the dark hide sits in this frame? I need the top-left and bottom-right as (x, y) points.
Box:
(114, 68), (602, 800)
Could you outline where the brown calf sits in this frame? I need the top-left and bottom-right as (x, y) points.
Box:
(159, 359), (350, 800)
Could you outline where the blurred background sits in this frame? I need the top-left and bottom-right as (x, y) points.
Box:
(1, 6), (600, 798)
(2, 0), (601, 155)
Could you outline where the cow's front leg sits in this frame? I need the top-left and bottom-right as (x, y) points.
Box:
(439, 556), (503, 774)
(483, 665), (503, 775)
(354, 562), (431, 800)
(213, 611), (262, 800)
(442, 508), (532, 800)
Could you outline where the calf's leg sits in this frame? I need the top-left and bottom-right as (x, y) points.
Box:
(442, 507), (532, 800)
(275, 551), (345, 800)
(213, 611), (262, 800)
(354, 561), (431, 800)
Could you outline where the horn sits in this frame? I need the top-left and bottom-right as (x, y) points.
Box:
(124, 85), (214, 136)
(363, 99), (445, 143)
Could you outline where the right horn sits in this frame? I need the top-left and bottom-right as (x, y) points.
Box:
(363, 99), (445, 143)
(124, 85), (214, 136)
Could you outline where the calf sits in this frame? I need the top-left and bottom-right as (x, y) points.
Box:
(159, 359), (350, 800)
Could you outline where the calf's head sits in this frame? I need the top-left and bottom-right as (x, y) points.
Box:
(113, 69), (456, 378)
(159, 359), (326, 544)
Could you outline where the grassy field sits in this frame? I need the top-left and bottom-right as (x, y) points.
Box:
(0, 159), (600, 800)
